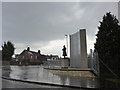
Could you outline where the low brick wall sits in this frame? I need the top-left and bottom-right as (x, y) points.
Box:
(2, 61), (10, 66)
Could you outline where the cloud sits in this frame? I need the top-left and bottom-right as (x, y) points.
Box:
(2, 0), (119, 2)
(2, 2), (118, 56)
(0, 2), (2, 49)
(40, 39), (65, 56)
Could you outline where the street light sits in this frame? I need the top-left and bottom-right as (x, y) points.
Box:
(65, 34), (68, 56)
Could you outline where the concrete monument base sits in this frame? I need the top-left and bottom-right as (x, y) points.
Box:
(61, 58), (69, 68)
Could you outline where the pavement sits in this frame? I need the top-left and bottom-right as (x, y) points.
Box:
(46, 68), (96, 77)
(2, 65), (120, 89)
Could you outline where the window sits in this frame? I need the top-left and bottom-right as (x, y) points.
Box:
(31, 56), (33, 59)
(22, 56), (24, 59)
(35, 56), (37, 59)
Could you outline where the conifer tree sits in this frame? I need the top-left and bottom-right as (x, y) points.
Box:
(94, 12), (120, 77)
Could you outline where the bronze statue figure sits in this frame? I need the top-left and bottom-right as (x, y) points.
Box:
(62, 45), (67, 58)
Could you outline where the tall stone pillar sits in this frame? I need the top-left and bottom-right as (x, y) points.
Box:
(70, 29), (88, 68)
(118, 1), (120, 22)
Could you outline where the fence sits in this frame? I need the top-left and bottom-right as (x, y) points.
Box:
(88, 51), (99, 76)
(43, 59), (61, 69)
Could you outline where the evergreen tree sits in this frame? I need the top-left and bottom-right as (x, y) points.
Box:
(94, 12), (120, 77)
(2, 41), (15, 61)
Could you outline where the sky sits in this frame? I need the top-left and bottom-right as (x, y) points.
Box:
(1, 1), (118, 57)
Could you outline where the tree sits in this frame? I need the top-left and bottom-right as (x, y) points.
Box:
(2, 41), (15, 61)
(94, 12), (120, 77)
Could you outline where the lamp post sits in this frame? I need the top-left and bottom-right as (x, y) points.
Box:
(65, 34), (68, 55)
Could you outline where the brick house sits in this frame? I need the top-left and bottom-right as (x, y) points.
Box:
(18, 47), (47, 65)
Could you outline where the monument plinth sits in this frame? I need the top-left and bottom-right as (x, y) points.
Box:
(61, 58), (69, 68)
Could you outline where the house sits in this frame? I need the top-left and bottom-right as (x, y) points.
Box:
(18, 47), (47, 65)
(46, 54), (59, 61)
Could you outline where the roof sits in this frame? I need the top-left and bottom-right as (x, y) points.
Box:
(20, 50), (40, 56)
(29, 51), (39, 56)
(28, 51), (33, 55)
(19, 49), (59, 58)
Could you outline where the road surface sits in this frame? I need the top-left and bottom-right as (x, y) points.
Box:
(2, 78), (85, 90)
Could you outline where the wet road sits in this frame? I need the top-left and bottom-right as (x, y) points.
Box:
(2, 65), (120, 89)
(2, 79), (86, 90)
(2, 78), (62, 88)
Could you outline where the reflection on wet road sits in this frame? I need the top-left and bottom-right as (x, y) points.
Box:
(3, 79), (88, 90)
(2, 65), (120, 89)
(2, 78), (62, 88)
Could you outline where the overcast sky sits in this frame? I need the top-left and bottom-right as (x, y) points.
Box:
(2, 2), (118, 57)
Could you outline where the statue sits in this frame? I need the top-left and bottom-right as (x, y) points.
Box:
(62, 45), (67, 58)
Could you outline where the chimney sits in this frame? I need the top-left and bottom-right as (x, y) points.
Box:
(27, 47), (30, 51)
(38, 50), (41, 54)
